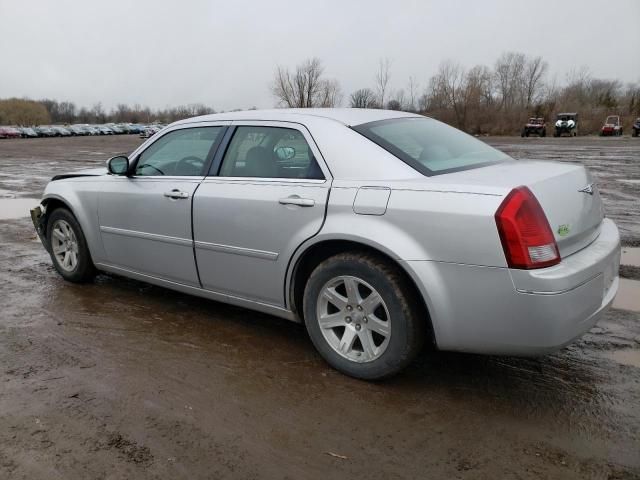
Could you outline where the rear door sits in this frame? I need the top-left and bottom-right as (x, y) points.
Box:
(98, 123), (227, 286)
(193, 121), (331, 306)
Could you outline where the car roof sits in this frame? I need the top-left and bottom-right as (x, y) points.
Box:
(174, 108), (421, 127)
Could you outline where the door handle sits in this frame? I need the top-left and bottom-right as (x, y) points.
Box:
(278, 195), (315, 207)
(164, 189), (190, 200)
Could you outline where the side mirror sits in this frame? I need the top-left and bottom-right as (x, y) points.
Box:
(107, 155), (129, 175)
(275, 146), (296, 161)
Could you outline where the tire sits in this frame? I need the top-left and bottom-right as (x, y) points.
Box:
(46, 208), (96, 283)
(303, 252), (425, 380)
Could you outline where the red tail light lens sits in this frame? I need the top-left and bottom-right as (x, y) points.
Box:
(495, 186), (560, 269)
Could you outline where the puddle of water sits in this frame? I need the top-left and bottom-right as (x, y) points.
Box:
(621, 247), (640, 267)
(0, 189), (17, 198)
(603, 349), (640, 368)
(0, 198), (39, 220)
(613, 278), (640, 312)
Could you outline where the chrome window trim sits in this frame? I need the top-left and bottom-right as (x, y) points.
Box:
(200, 177), (327, 185)
(116, 175), (205, 182)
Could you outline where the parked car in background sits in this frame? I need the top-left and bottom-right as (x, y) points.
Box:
(140, 124), (163, 138)
(521, 117), (546, 137)
(84, 126), (100, 135)
(20, 127), (39, 138)
(35, 126), (56, 137)
(106, 124), (124, 134)
(0, 126), (23, 139)
(97, 126), (114, 135)
(600, 116), (623, 136)
(128, 124), (144, 134)
(554, 113), (578, 137)
(69, 125), (89, 136)
(633, 118), (640, 137)
(51, 126), (72, 137)
(30, 109), (621, 380)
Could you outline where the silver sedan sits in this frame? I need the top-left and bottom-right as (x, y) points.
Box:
(31, 109), (620, 379)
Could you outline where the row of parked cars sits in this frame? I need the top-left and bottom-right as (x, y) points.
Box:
(521, 114), (640, 138)
(0, 123), (166, 140)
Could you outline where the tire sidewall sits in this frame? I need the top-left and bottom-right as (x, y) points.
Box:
(303, 255), (417, 380)
(46, 208), (94, 283)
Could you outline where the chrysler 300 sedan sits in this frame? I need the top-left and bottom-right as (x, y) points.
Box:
(31, 109), (621, 379)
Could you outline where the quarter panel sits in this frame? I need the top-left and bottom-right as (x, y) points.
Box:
(314, 185), (506, 265)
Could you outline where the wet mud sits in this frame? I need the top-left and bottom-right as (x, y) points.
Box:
(1, 135), (639, 479)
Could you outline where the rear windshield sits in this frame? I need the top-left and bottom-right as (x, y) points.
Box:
(353, 117), (509, 176)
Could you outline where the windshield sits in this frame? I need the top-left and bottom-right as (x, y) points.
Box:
(353, 117), (509, 176)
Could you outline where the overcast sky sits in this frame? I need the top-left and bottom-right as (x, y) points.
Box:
(1, 0), (638, 111)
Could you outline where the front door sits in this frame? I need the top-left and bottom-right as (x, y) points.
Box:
(193, 122), (331, 306)
(98, 125), (226, 286)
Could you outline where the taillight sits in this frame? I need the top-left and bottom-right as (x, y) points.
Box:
(495, 186), (560, 269)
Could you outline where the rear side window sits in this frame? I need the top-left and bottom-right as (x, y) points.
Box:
(353, 117), (509, 176)
(219, 126), (324, 179)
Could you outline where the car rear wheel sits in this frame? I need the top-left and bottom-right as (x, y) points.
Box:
(47, 208), (96, 283)
(303, 252), (425, 380)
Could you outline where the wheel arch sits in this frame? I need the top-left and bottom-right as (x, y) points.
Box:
(287, 237), (436, 347)
(41, 195), (79, 234)
(40, 192), (102, 263)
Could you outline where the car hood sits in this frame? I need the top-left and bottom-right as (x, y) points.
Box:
(52, 167), (107, 181)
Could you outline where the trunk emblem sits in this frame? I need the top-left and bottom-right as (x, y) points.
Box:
(578, 183), (595, 195)
(557, 224), (571, 237)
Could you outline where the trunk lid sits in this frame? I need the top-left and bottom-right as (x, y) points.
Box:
(426, 160), (605, 258)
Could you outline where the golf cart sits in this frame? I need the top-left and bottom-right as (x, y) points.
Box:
(521, 117), (546, 137)
(553, 113), (578, 137)
(600, 115), (623, 136)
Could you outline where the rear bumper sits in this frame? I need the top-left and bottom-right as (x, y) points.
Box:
(406, 219), (620, 355)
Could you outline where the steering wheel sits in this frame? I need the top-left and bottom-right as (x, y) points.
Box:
(176, 155), (204, 175)
(137, 163), (165, 175)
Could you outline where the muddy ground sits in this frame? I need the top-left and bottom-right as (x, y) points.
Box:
(0, 135), (639, 479)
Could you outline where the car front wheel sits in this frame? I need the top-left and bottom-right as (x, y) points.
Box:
(47, 208), (96, 283)
(303, 252), (425, 380)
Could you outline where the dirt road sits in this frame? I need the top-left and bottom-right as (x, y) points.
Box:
(1, 135), (639, 479)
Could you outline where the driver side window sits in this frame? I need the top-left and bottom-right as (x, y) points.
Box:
(135, 127), (222, 176)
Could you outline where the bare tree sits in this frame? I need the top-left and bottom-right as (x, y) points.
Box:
(317, 78), (342, 107)
(350, 88), (376, 108)
(523, 56), (548, 108)
(272, 58), (340, 108)
(389, 89), (406, 110)
(407, 76), (419, 112)
(428, 61), (470, 129)
(375, 58), (392, 108)
(494, 52), (526, 110)
(91, 102), (105, 123)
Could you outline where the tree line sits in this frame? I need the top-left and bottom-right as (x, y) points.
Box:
(2, 51), (638, 135)
(272, 53), (640, 135)
(0, 99), (217, 126)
